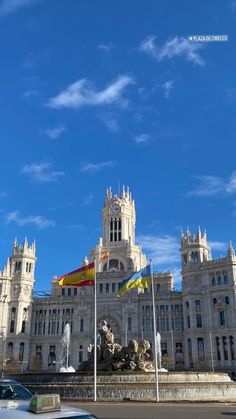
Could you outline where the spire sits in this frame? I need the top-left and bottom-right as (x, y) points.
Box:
(180, 228), (184, 239)
(23, 237), (28, 252)
(227, 241), (235, 258)
(2, 257), (10, 277)
(197, 226), (201, 239)
(186, 226), (190, 237)
(122, 184), (125, 198)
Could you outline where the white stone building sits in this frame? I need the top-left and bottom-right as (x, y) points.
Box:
(0, 186), (236, 372)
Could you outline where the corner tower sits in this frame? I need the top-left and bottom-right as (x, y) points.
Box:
(180, 227), (211, 270)
(90, 186), (146, 273)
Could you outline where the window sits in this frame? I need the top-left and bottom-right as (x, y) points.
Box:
(175, 317), (180, 331)
(128, 317), (132, 331)
(195, 300), (201, 309)
(10, 320), (15, 333)
(80, 318), (84, 333)
(37, 322), (42, 335)
(225, 296), (230, 305)
(223, 274), (228, 284)
(48, 322), (51, 334)
(112, 283), (116, 293)
(29, 263), (32, 273)
(218, 275), (222, 285)
(196, 314), (202, 328)
(212, 276), (216, 286)
(74, 288), (77, 296)
(223, 336), (228, 360)
(51, 322), (56, 334)
(191, 252), (198, 264)
(62, 289), (65, 296)
(26, 262), (29, 272)
(106, 283), (109, 293)
(100, 283), (103, 293)
(21, 320), (26, 333)
(68, 288), (71, 297)
(186, 301), (189, 309)
(110, 217), (122, 242)
(216, 336), (221, 360)
(48, 345), (56, 366)
(79, 345), (83, 363)
(53, 309), (57, 314)
(220, 310), (225, 326)
(213, 298), (217, 306)
(197, 338), (205, 361)
(230, 336), (235, 360)
(19, 342), (24, 362)
(156, 284), (160, 293)
(187, 338), (192, 362)
(187, 315), (190, 328)
(160, 318), (165, 332)
(8, 342), (13, 360)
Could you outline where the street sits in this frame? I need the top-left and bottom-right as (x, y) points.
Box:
(67, 401), (236, 419)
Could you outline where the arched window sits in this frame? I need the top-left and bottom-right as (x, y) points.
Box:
(103, 259), (124, 272)
(197, 338), (205, 361)
(19, 342), (25, 362)
(26, 262), (29, 272)
(216, 336), (221, 360)
(8, 342), (13, 360)
(10, 320), (15, 333)
(187, 338), (192, 362)
(29, 263), (32, 273)
(191, 252), (198, 264)
(21, 320), (26, 333)
(223, 336), (228, 360)
(230, 336), (235, 360)
(79, 345), (83, 363)
(80, 318), (84, 333)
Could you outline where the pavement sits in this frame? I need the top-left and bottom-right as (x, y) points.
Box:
(67, 401), (236, 419)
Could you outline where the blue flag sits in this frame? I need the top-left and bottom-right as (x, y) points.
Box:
(118, 264), (151, 297)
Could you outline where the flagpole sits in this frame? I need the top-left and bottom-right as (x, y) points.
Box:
(150, 259), (159, 402)
(94, 257), (97, 402)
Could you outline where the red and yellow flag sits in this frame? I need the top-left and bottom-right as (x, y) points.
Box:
(58, 262), (95, 288)
(100, 251), (109, 260)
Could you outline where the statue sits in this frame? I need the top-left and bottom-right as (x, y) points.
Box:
(78, 320), (154, 372)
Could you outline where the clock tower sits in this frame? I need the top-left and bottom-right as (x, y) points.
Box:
(90, 186), (146, 273)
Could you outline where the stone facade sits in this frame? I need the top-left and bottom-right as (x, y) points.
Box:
(0, 186), (236, 373)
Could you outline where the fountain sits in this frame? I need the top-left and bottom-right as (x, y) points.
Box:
(156, 332), (168, 372)
(59, 323), (75, 373)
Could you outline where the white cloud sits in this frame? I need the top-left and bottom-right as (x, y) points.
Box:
(68, 224), (85, 231)
(137, 234), (181, 289)
(104, 118), (120, 133)
(161, 80), (175, 98)
(47, 75), (134, 110)
(137, 234), (179, 265)
(21, 161), (65, 183)
(0, 0), (37, 15)
(81, 193), (94, 206)
(209, 241), (226, 251)
(45, 125), (66, 139)
(140, 35), (205, 66)
(80, 161), (117, 173)
(97, 42), (113, 52)
(134, 134), (151, 145)
(23, 89), (39, 98)
(188, 172), (236, 197)
(6, 211), (55, 229)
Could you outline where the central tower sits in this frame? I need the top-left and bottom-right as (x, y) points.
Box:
(90, 186), (146, 273)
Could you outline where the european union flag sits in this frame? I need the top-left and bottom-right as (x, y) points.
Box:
(118, 264), (151, 297)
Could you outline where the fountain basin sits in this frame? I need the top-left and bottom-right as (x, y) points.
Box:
(7, 371), (236, 402)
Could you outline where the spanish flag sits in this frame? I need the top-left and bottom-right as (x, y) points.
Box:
(100, 251), (109, 260)
(118, 264), (151, 297)
(58, 262), (95, 288)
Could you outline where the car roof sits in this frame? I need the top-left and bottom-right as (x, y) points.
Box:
(0, 402), (97, 418)
(0, 380), (19, 384)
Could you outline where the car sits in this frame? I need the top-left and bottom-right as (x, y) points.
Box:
(0, 380), (98, 419)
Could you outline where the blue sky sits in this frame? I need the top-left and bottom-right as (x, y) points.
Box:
(0, 0), (236, 291)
